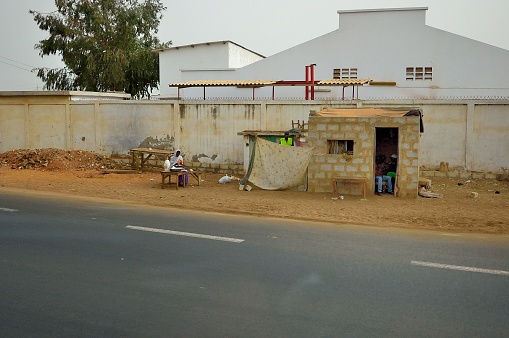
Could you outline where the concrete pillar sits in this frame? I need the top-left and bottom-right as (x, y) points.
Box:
(465, 103), (475, 171)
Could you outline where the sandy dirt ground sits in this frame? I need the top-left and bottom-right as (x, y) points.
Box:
(1, 149), (508, 235)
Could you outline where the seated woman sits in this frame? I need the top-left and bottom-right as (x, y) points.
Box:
(169, 149), (188, 186)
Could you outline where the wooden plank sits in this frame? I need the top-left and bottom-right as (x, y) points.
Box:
(101, 169), (138, 174)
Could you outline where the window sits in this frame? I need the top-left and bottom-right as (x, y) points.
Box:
(333, 68), (358, 79)
(328, 140), (354, 155)
(406, 66), (432, 81)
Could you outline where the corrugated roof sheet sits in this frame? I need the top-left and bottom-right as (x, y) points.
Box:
(317, 79), (371, 85)
(169, 80), (279, 87)
(312, 108), (418, 117)
(169, 78), (372, 88)
(312, 107), (424, 132)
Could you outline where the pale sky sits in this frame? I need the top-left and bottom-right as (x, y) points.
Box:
(1, 0), (508, 91)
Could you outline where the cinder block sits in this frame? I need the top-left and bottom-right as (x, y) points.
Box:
(459, 172), (471, 179)
(472, 172), (484, 179)
(485, 173), (497, 180)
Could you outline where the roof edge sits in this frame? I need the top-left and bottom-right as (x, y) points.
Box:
(0, 90), (131, 99)
(338, 7), (428, 14)
(154, 40), (265, 58)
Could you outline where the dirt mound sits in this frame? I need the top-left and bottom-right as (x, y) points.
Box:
(0, 148), (128, 171)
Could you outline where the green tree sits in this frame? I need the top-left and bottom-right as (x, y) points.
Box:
(30, 0), (171, 99)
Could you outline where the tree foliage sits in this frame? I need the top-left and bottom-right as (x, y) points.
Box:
(30, 0), (171, 99)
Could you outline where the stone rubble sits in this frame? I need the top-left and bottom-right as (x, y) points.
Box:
(0, 148), (129, 171)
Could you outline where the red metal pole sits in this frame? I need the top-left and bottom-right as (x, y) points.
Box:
(305, 65), (309, 100)
(311, 64), (315, 100)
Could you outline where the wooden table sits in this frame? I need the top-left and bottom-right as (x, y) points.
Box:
(130, 148), (173, 171)
(332, 176), (367, 199)
(161, 171), (186, 190)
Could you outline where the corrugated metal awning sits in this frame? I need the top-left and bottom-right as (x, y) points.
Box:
(317, 79), (371, 86)
(169, 80), (279, 88)
(311, 108), (424, 132)
(313, 108), (412, 117)
(169, 79), (372, 88)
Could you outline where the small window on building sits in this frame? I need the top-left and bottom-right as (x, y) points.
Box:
(406, 66), (432, 81)
(328, 140), (354, 154)
(333, 68), (358, 79)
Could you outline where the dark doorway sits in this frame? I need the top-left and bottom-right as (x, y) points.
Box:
(375, 127), (399, 194)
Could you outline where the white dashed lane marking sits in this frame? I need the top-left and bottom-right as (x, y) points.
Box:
(411, 260), (509, 276)
(126, 225), (245, 243)
(0, 208), (18, 212)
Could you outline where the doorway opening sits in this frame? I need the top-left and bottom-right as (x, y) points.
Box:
(375, 127), (399, 194)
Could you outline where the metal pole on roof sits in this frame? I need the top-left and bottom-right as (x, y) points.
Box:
(272, 86), (275, 100)
(310, 64), (315, 100)
(305, 65), (309, 100)
(203, 86), (205, 100)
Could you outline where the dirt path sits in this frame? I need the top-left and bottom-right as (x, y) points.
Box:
(1, 165), (508, 235)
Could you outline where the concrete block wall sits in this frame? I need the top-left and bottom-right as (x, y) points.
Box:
(420, 170), (499, 180)
(307, 116), (421, 197)
(2, 95), (508, 174)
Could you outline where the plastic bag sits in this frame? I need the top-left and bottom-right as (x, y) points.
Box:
(164, 159), (171, 171)
(218, 175), (231, 184)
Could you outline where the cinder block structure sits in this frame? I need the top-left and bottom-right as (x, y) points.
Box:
(307, 108), (422, 197)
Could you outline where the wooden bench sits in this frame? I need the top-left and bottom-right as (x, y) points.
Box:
(188, 171), (202, 186)
(161, 171), (187, 190)
(332, 177), (367, 199)
(130, 148), (173, 171)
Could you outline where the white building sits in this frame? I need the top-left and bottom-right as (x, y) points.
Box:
(158, 7), (509, 100)
(157, 40), (265, 99)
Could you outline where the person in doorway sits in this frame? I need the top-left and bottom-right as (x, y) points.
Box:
(386, 154), (398, 186)
(375, 161), (393, 195)
(280, 131), (293, 146)
(387, 154), (398, 173)
(170, 149), (188, 186)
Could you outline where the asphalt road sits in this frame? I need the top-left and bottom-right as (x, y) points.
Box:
(1, 190), (508, 337)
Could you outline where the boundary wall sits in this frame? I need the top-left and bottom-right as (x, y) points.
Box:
(0, 98), (508, 174)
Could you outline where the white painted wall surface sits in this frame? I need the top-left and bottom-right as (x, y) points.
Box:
(159, 41), (263, 98)
(1, 98), (508, 172)
(0, 105), (25, 150)
(228, 43), (264, 68)
(168, 8), (509, 100)
(419, 104), (467, 169)
(471, 105), (509, 171)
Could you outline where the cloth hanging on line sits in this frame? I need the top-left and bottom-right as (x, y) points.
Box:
(246, 137), (313, 190)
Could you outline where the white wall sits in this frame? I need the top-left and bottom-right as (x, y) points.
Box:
(169, 8), (509, 100)
(159, 41), (264, 98)
(2, 98), (508, 172)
